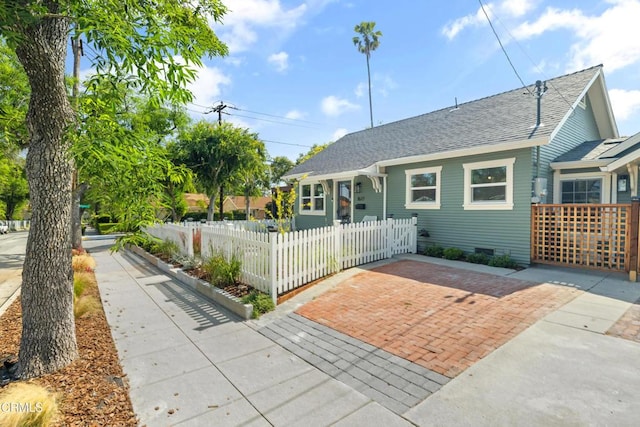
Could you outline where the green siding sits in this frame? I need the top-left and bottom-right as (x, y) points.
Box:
(386, 148), (533, 265)
(352, 177), (384, 222)
(539, 95), (601, 201)
(294, 182), (335, 229)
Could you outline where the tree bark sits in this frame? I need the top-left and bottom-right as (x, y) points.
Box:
(15, 8), (78, 378)
(219, 184), (224, 221)
(207, 192), (216, 222)
(366, 53), (373, 128)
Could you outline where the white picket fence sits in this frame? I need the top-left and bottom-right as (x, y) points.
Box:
(147, 217), (417, 304)
(2, 220), (30, 231)
(143, 223), (194, 257)
(182, 218), (295, 233)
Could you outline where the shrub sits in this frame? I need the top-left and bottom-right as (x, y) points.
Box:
(488, 255), (519, 269)
(72, 254), (96, 273)
(466, 252), (491, 265)
(0, 382), (59, 427)
(155, 239), (180, 260)
(97, 223), (118, 234)
(443, 247), (464, 260)
(424, 245), (444, 258)
(202, 251), (241, 287)
(242, 291), (275, 319)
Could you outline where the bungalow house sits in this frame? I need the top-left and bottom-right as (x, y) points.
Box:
(283, 65), (637, 266)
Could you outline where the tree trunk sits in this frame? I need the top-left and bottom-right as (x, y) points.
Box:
(207, 192), (216, 222)
(366, 53), (373, 128)
(218, 184), (224, 221)
(15, 9), (78, 379)
(245, 195), (251, 219)
(71, 182), (88, 249)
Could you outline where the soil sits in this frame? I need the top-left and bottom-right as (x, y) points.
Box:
(0, 267), (137, 426)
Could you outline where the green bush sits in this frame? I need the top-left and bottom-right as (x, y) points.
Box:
(97, 223), (118, 234)
(466, 252), (491, 265)
(155, 239), (180, 260)
(203, 251), (241, 287)
(424, 245), (444, 258)
(443, 247), (464, 260)
(488, 255), (518, 269)
(242, 290), (275, 319)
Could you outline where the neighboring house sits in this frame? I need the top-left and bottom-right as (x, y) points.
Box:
(223, 195), (272, 219)
(184, 193), (210, 213)
(284, 65), (627, 265)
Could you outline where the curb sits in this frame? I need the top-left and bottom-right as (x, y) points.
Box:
(0, 286), (21, 318)
(126, 246), (253, 320)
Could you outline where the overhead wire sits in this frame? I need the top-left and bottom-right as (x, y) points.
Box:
(478, 0), (532, 95)
(226, 111), (323, 129)
(490, 12), (576, 111)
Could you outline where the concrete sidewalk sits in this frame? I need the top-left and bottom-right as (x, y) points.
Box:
(89, 240), (410, 426)
(89, 239), (640, 426)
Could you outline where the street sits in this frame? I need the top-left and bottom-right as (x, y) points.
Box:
(0, 231), (27, 315)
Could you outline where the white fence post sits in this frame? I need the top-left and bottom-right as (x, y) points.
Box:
(269, 232), (278, 305)
(411, 215), (418, 254)
(386, 218), (394, 259)
(334, 222), (343, 271)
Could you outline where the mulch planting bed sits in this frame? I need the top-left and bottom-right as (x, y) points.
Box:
(0, 275), (137, 425)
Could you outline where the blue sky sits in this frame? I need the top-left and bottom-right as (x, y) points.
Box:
(91, 0), (640, 161)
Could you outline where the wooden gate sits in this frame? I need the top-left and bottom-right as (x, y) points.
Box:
(531, 204), (631, 271)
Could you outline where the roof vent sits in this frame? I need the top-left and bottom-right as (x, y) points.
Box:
(449, 97), (459, 112)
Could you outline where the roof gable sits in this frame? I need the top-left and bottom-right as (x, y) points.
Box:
(287, 65), (610, 179)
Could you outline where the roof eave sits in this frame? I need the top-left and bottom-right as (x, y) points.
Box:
(550, 159), (612, 170)
(377, 136), (549, 168)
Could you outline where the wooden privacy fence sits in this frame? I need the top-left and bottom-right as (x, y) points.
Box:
(157, 217), (417, 303)
(531, 204), (631, 271)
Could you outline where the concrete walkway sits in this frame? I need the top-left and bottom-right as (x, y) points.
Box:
(89, 239), (640, 426)
(90, 241), (410, 426)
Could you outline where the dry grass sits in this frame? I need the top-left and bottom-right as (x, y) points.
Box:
(73, 295), (101, 319)
(0, 382), (60, 427)
(71, 255), (96, 273)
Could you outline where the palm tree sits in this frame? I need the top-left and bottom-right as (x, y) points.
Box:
(353, 21), (382, 128)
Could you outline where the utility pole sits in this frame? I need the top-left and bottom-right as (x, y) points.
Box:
(211, 102), (228, 125)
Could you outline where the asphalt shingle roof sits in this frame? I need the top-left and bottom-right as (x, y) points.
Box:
(288, 65), (602, 178)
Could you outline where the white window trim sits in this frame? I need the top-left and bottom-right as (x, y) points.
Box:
(299, 182), (326, 216)
(334, 179), (354, 221)
(405, 166), (442, 209)
(463, 158), (515, 210)
(552, 171), (611, 204)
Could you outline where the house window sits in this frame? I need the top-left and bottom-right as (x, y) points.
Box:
(405, 166), (442, 209)
(561, 179), (602, 203)
(463, 158), (514, 210)
(300, 182), (325, 215)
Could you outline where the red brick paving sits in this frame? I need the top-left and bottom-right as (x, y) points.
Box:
(607, 298), (640, 343)
(296, 260), (581, 378)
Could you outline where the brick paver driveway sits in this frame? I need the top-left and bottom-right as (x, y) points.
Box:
(297, 260), (580, 378)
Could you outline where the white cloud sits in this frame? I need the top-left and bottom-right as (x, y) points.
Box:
(216, 0), (307, 53)
(188, 64), (232, 108)
(224, 56), (245, 67)
(441, 0), (536, 40)
(268, 51), (289, 72)
(332, 128), (348, 141)
(354, 82), (366, 98)
(609, 88), (640, 121)
(320, 95), (360, 117)
(285, 109), (306, 120)
(513, 1), (640, 72)
(375, 75), (398, 97)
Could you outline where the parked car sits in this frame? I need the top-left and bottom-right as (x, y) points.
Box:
(0, 222), (8, 234)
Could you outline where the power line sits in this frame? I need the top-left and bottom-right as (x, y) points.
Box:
(478, 0), (532, 95)
(262, 139), (313, 148)
(229, 106), (324, 126)
(491, 13), (576, 111)
(227, 112), (322, 129)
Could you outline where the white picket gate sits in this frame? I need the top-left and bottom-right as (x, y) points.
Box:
(147, 217), (417, 304)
